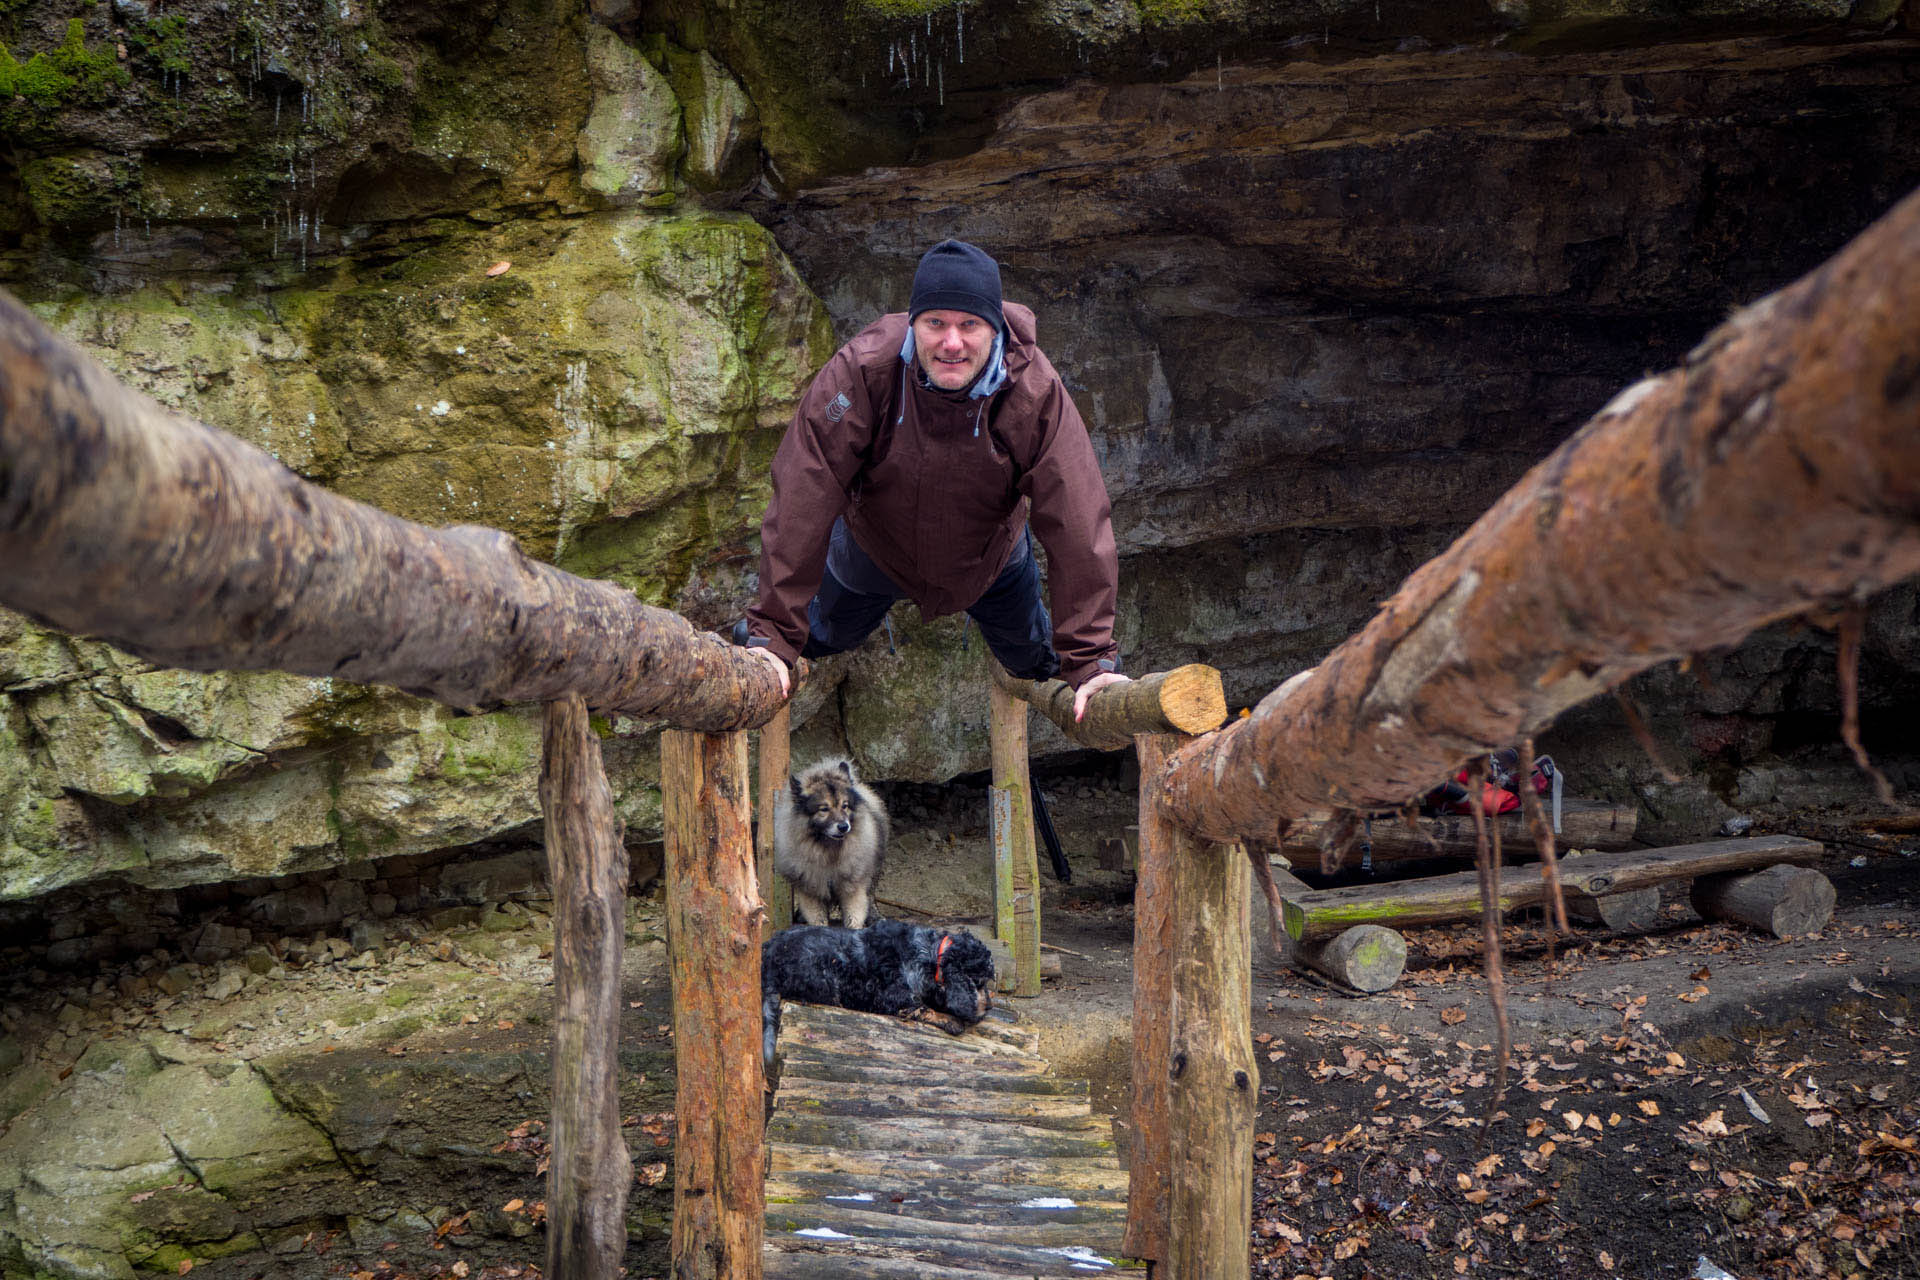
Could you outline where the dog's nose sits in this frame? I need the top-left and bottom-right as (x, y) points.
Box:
(828, 820), (851, 838)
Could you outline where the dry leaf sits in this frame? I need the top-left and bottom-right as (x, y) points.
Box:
(503, 1199), (524, 1214)
(1441, 1006), (1467, 1025)
(1638, 1100), (1661, 1117)
(486, 260), (512, 277)
(1562, 1111), (1585, 1131)
(1599, 1250), (1615, 1270)
(1697, 1110), (1729, 1137)
(177, 1263), (193, 1276)
(639, 1162), (668, 1186)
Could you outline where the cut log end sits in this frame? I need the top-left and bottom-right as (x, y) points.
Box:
(1297, 925), (1407, 993)
(1158, 664), (1229, 736)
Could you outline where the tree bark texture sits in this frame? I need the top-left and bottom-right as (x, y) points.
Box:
(1167, 831), (1255, 1279)
(1123, 734), (1183, 1269)
(988, 681), (1042, 998)
(1157, 187), (1920, 843)
(1690, 864), (1837, 937)
(662, 729), (764, 1280)
(1566, 887), (1664, 932)
(0, 290), (786, 731)
(1280, 835), (1822, 942)
(756, 705), (794, 937)
(992, 663), (1229, 751)
(539, 695), (632, 1280)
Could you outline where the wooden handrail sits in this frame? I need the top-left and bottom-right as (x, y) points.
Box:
(1157, 183), (1920, 843)
(0, 289), (785, 732)
(991, 661), (1227, 750)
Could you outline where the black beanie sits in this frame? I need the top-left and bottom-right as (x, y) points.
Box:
(908, 239), (1003, 334)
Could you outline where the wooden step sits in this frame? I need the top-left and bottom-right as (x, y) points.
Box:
(768, 1113), (1118, 1159)
(767, 1199), (1124, 1250)
(775, 1052), (1081, 1092)
(768, 1145), (1131, 1193)
(775, 1078), (1097, 1126)
(765, 1227), (1127, 1276)
(767, 1175), (1126, 1225)
(764, 1003), (1134, 1276)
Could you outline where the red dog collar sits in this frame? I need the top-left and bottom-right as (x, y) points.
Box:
(934, 933), (953, 984)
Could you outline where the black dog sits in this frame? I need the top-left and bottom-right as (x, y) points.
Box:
(761, 918), (997, 1067)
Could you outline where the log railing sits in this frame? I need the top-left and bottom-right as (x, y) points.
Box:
(0, 290), (781, 1280)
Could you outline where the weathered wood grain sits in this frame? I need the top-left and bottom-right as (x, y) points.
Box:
(664, 728), (763, 1280)
(538, 695), (630, 1280)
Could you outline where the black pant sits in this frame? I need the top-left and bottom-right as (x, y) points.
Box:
(800, 520), (1061, 681)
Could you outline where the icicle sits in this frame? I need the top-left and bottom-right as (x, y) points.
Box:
(937, 60), (943, 106)
(888, 42), (894, 74)
(957, 7), (964, 62)
(1217, 51), (1222, 92)
(275, 89), (281, 126)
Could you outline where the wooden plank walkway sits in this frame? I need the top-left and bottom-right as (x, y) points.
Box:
(763, 1002), (1135, 1276)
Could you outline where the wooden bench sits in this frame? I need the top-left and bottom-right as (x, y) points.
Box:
(1271, 834), (1832, 993)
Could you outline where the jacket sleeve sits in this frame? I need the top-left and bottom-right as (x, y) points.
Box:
(745, 344), (877, 665)
(1018, 366), (1120, 688)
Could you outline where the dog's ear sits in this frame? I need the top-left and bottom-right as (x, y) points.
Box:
(838, 760), (856, 783)
(788, 775), (806, 803)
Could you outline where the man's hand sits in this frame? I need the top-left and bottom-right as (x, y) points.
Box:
(1072, 671), (1129, 722)
(745, 644), (791, 699)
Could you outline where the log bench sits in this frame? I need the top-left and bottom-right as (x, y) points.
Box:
(1281, 796), (1638, 869)
(1268, 834), (1832, 992)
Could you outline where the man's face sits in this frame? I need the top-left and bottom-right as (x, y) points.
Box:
(912, 309), (995, 392)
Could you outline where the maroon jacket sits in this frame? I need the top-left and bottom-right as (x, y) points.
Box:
(747, 303), (1119, 688)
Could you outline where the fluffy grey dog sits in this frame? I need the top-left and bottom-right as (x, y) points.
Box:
(774, 759), (887, 929)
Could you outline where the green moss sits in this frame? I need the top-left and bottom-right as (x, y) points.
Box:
(16, 151), (135, 227)
(1132, 0), (1214, 23)
(47, 17), (126, 99)
(127, 13), (190, 76)
(852, 0), (969, 15)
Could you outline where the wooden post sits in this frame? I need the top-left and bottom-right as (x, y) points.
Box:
(756, 704), (794, 937)
(662, 729), (764, 1280)
(1123, 734), (1182, 1269)
(1167, 829), (1256, 1279)
(988, 680), (1042, 998)
(539, 695), (632, 1280)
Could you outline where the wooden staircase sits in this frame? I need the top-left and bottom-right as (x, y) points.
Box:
(762, 1002), (1136, 1276)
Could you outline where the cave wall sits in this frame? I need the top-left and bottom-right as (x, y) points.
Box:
(0, 0), (1917, 904)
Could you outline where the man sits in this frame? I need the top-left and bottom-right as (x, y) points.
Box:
(741, 238), (1126, 722)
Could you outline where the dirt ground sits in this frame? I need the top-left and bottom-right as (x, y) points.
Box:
(900, 770), (1920, 1280)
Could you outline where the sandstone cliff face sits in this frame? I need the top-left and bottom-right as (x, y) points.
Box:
(2, 0), (1918, 901)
